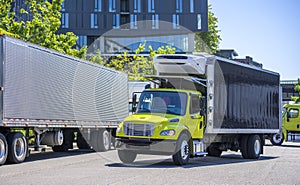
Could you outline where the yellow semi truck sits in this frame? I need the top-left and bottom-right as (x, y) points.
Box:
(116, 54), (280, 165)
(270, 103), (300, 145)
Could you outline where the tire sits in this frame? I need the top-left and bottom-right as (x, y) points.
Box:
(240, 135), (249, 159)
(207, 145), (222, 157)
(52, 130), (74, 152)
(7, 132), (27, 164)
(118, 150), (137, 164)
(246, 135), (262, 159)
(270, 133), (284, 146)
(0, 133), (8, 165)
(172, 133), (190, 165)
(76, 132), (91, 150)
(91, 129), (111, 152)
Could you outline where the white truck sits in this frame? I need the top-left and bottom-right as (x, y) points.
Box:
(0, 35), (128, 165)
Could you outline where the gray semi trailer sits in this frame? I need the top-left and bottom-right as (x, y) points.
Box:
(0, 35), (128, 165)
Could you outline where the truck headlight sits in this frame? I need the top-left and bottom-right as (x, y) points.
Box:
(160, 130), (176, 136)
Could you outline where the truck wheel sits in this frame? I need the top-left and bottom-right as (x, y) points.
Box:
(76, 132), (91, 149)
(91, 129), (111, 152)
(52, 130), (74, 152)
(207, 145), (222, 157)
(7, 132), (27, 164)
(240, 135), (249, 159)
(172, 133), (190, 165)
(247, 135), (261, 159)
(0, 133), (8, 165)
(118, 150), (137, 164)
(270, 133), (284, 146)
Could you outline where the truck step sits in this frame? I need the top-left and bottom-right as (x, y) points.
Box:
(194, 152), (208, 156)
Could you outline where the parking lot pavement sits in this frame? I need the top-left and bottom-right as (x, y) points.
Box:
(1, 141), (300, 185)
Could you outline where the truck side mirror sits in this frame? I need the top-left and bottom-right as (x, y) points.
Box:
(199, 97), (206, 109)
(132, 94), (137, 113)
(145, 84), (150, 89)
(287, 112), (290, 122)
(199, 97), (206, 116)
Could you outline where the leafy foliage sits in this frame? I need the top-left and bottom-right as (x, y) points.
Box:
(194, 5), (221, 54)
(90, 44), (175, 80)
(0, 0), (86, 58)
(291, 78), (300, 103)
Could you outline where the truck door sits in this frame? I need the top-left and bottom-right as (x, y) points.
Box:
(285, 107), (300, 132)
(189, 94), (205, 139)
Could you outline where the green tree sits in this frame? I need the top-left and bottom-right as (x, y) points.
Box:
(0, 0), (86, 58)
(102, 44), (175, 81)
(89, 49), (105, 66)
(194, 5), (221, 54)
(291, 78), (300, 103)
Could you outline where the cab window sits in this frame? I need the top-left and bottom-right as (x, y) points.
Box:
(190, 94), (200, 115)
(288, 109), (299, 119)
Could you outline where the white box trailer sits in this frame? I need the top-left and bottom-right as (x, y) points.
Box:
(0, 35), (128, 165)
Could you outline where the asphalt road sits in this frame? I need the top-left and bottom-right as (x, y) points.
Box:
(1, 141), (300, 185)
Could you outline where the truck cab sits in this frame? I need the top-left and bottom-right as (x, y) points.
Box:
(116, 88), (206, 165)
(271, 104), (300, 145)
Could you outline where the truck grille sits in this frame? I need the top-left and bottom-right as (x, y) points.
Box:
(124, 122), (154, 136)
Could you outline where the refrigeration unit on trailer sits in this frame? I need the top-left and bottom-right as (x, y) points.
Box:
(115, 53), (280, 165)
(0, 35), (129, 165)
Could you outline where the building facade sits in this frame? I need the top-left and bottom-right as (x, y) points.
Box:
(57, 0), (208, 54)
(281, 80), (299, 103)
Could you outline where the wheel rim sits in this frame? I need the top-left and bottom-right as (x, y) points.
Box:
(0, 139), (5, 160)
(14, 138), (25, 160)
(273, 133), (283, 143)
(180, 140), (189, 160)
(254, 139), (260, 155)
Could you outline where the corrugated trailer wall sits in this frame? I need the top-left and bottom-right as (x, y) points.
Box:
(2, 36), (128, 123)
(213, 59), (280, 129)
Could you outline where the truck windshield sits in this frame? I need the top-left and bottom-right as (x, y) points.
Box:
(137, 91), (187, 116)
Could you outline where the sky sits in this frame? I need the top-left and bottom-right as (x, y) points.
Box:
(209, 0), (300, 80)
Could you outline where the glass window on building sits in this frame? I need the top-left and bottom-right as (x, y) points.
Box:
(121, 0), (129, 12)
(176, 0), (182, 13)
(190, 0), (194, 13)
(104, 34), (190, 54)
(76, 35), (87, 48)
(91, 13), (98, 28)
(152, 14), (159, 29)
(61, 13), (69, 28)
(61, 1), (65, 11)
(113, 14), (120, 29)
(120, 14), (130, 29)
(130, 14), (138, 29)
(197, 14), (202, 30)
(172, 14), (180, 29)
(148, 0), (155, 13)
(109, 0), (116, 12)
(134, 0), (141, 13)
(94, 0), (102, 12)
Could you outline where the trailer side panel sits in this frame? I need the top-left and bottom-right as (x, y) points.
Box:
(2, 36), (128, 124)
(213, 59), (280, 130)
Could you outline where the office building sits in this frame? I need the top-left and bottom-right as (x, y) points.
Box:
(58, 0), (208, 54)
